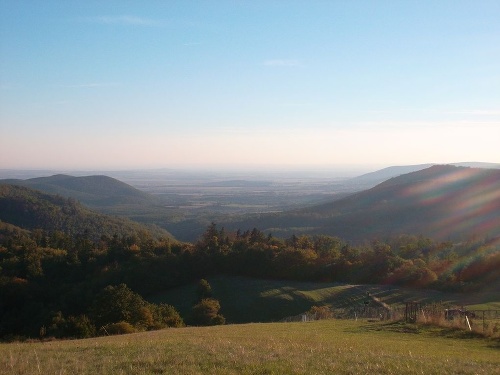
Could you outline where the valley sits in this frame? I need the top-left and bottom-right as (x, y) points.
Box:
(3, 162), (498, 242)
(0, 163), (499, 345)
(77, 168), (370, 215)
(3, 2), (499, 372)
(0, 168), (367, 241)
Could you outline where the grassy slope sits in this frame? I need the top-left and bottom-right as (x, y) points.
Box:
(149, 276), (500, 324)
(1, 320), (498, 374)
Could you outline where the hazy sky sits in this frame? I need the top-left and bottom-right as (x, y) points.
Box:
(1, 1), (499, 170)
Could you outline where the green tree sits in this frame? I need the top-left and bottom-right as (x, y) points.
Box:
(191, 298), (225, 326)
(89, 284), (184, 332)
(197, 279), (213, 301)
(66, 315), (96, 338)
(151, 303), (184, 329)
(90, 284), (148, 328)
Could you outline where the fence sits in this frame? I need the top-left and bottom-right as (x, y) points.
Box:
(419, 307), (500, 333)
(281, 305), (500, 335)
(281, 306), (405, 323)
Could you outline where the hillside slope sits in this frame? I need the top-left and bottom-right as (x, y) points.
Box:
(224, 165), (500, 242)
(0, 174), (186, 232)
(0, 174), (161, 208)
(0, 184), (173, 239)
(346, 162), (500, 188)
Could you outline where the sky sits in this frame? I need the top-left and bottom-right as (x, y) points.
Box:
(1, 0), (499, 171)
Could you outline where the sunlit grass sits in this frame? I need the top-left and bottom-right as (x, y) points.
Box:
(1, 320), (498, 374)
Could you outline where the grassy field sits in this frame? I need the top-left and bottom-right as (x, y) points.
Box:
(1, 320), (499, 374)
(149, 276), (500, 323)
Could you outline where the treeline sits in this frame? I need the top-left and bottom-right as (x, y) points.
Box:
(1, 221), (499, 339)
(193, 224), (500, 291)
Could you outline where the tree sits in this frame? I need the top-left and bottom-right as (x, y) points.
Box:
(65, 315), (96, 338)
(47, 312), (96, 338)
(198, 222), (220, 253)
(197, 279), (213, 300)
(191, 298), (225, 326)
(90, 284), (146, 328)
(150, 303), (184, 328)
(89, 284), (184, 332)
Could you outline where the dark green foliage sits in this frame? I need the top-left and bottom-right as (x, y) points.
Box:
(150, 303), (184, 329)
(100, 322), (136, 336)
(1, 174), (164, 214)
(0, 185), (498, 339)
(197, 279), (212, 300)
(90, 284), (184, 332)
(0, 220), (186, 338)
(190, 277), (224, 326)
(90, 284), (148, 328)
(0, 184), (171, 241)
(48, 312), (96, 339)
(191, 298), (225, 326)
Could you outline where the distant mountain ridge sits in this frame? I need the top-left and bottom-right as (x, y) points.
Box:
(223, 165), (500, 242)
(347, 162), (500, 188)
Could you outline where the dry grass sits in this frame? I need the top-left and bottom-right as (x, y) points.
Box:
(417, 311), (500, 339)
(1, 320), (499, 374)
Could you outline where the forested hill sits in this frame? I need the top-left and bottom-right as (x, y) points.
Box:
(0, 174), (161, 207)
(223, 165), (500, 242)
(0, 184), (172, 240)
(346, 162), (500, 188)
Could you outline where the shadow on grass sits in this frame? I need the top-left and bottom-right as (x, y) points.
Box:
(350, 320), (421, 334)
(350, 320), (500, 349)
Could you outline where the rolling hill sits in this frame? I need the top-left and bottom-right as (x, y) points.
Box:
(346, 162), (500, 188)
(0, 184), (173, 240)
(3, 164), (499, 243)
(0, 174), (187, 232)
(223, 165), (500, 242)
(0, 174), (161, 208)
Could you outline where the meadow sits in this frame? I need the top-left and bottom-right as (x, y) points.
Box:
(1, 319), (499, 374)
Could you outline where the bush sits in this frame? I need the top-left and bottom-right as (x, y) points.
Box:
(90, 284), (147, 328)
(66, 315), (96, 338)
(308, 306), (333, 320)
(151, 303), (184, 328)
(100, 322), (136, 336)
(197, 279), (213, 300)
(191, 298), (225, 326)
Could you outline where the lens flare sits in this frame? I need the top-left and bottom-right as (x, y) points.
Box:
(399, 167), (500, 240)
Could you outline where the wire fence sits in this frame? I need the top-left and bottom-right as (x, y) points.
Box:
(281, 305), (500, 336)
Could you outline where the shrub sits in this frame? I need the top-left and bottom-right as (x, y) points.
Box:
(100, 321), (136, 336)
(66, 315), (96, 338)
(308, 306), (333, 320)
(197, 279), (213, 300)
(151, 303), (184, 328)
(191, 298), (225, 326)
(90, 284), (148, 328)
